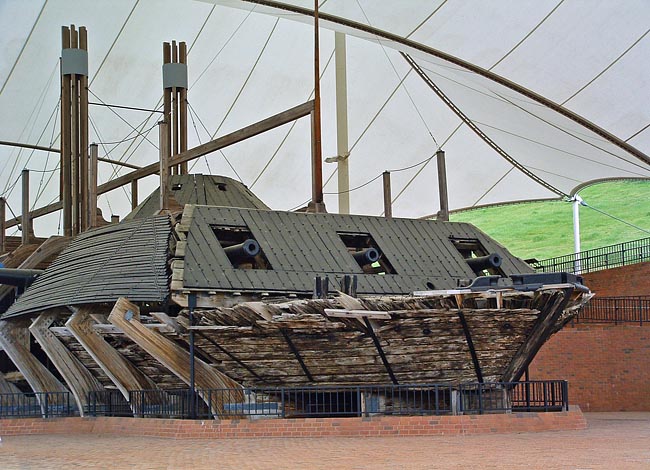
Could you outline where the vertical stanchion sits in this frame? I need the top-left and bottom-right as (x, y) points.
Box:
(88, 144), (98, 228)
(21, 169), (31, 245)
(0, 197), (6, 253)
(159, 121), (170, 212)
(188, 292), (197, 419)
(436, 149), (449, 221)
(383, 171), (392, 218)
(131, 180), (138, 210)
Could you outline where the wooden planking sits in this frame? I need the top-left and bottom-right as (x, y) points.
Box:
(178, 205), (535, 296)
(4, 216), (170, 318)
(108, 297), (243, 417)
(30, 311), (104, 415)
(0, 319), (69, 414)
(66, 309), (161, 403)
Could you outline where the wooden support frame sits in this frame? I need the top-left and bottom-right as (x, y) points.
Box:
(363, 317), (398, 385)
(6, 100), (315, 228)
(280, 328), (314, 382)
(502, 288), (574, 383)
(108, 297), (243, 417)
(382, 171), (392, 218)
(0, 196), (5, 253)
(456, 310), (483, 383)
(0, 371), (21, 394)
(30, 311), (104, 416)
(66, 308), (160, 403)
(0, 320), (70, 414)
(21, 169), (31, 245)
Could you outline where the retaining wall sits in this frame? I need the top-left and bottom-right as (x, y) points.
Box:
(0, 410), (586, 439)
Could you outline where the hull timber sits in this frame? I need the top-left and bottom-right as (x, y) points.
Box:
(0, 175), (591, 409)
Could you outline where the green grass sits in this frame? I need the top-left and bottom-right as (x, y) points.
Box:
(450, 180), (650, 261)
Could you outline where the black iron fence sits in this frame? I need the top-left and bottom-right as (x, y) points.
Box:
(576, 296), (650, 325)
(532, 237), (650, 275)
(0, 382), (568, 420)
(0, 391), (73, 418)
(459, 381), (568, 414)
(88, 384), (455, 419)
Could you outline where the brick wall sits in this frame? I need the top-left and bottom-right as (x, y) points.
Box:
(0, 411), (586, 439)
(529, 323), (650, 411)
(582, 262), (650, 296)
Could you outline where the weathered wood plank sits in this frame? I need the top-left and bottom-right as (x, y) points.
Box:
(66, 309), (161, 403)
(108, 297), (243, 417)
(0, 319), (69, 414)
(30, 311), (104, 415)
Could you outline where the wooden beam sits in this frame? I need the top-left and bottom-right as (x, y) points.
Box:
(88, 144), (98, 228)
(436, 150), (449, 221)
(4, 101), (315, 228)
(79, 26), (89, 233)
(66, 308), (160, 403)
(179, 41), (188, 175)
(363, 317), (398, 385)
(108, 297), (243, 417)
(0, 371), (21, 394)
(131, 179), (138, 210)
(0, 320), (70, 415)
(382, 171), (392, 218)
(456, 310), (483, 383)
(502, 288), (574, 383)
(280, 328), (313, 382)
(159, 121), (170, 212)
(0, 196), (5, 253)
(21, 169), (31, 245)
(61, 26), (72, 237)
(30, 311), (105, 416)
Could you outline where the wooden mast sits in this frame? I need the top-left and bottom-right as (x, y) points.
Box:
(162, 41), (188, 177)
(60, 24), (89, 235)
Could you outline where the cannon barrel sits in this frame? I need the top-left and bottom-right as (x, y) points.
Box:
(465, 253), (502, 274)
(0, 268), (43, 286)
(353, 247), (381, 266)
(224, 239), (260, 264)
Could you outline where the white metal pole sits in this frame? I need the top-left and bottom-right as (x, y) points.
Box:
(572, 195), (583, 273)
(335, 32), (350, 214)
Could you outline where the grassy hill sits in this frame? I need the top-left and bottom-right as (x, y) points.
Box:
(450, 180), (650, 261)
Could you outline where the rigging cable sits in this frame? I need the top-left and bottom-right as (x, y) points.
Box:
(0, 0), (48, 97)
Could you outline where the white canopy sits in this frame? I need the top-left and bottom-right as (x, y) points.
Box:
(1, 0), (648, 235)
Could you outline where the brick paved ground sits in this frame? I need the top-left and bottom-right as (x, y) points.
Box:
(1, 413), (649, 469)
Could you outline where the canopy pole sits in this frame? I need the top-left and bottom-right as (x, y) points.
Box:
(335, 32), (350, 214)
(572, 195), (583, 274)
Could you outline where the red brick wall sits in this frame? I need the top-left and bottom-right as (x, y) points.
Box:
(582, 262), (650, 296)
(0, 411), (586, 438)
(529, 323), (650, 411)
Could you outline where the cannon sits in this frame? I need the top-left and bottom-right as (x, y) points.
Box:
(353, 247), (381, 266)
(465, 253), (502, 275)
(224, 239), (261, 265)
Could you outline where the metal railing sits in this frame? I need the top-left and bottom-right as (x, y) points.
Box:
(459, 381), (568, 414)
(0, 391), (73, 418)
(532, 237), (650, 274)
(576, 296), (650, 325)
(86, 389), (132, 417)
(87, 381), (567, 419)
(89, 384), (455, 419)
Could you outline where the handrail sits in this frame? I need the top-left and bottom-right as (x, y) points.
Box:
(577, 296), (650, 325)
(531, 237), (650, 274)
